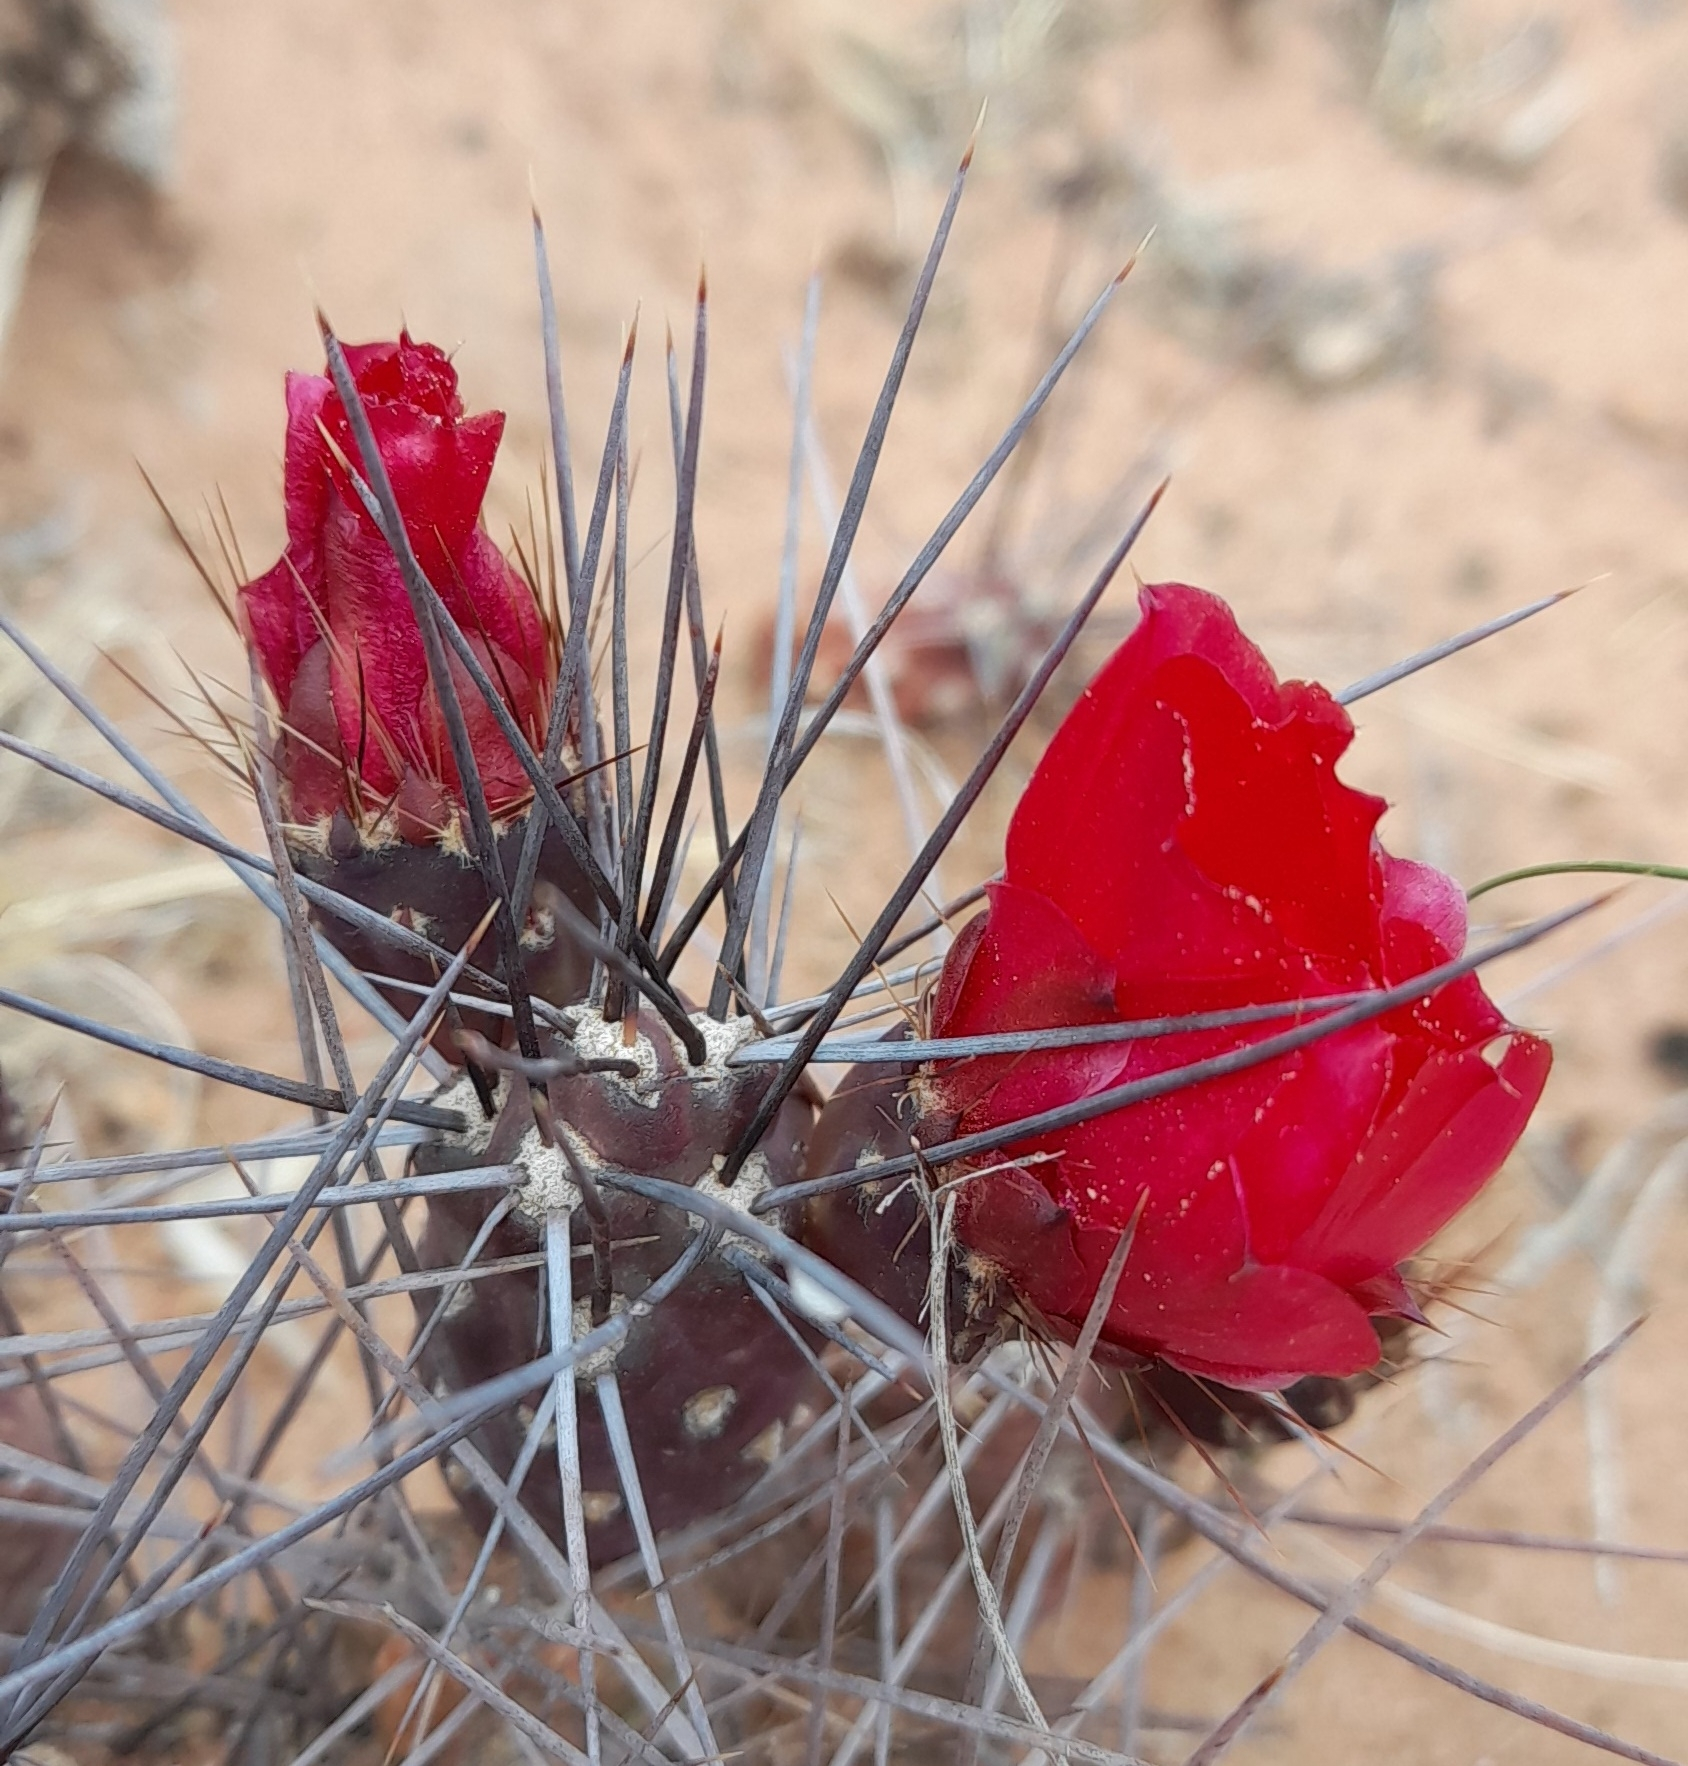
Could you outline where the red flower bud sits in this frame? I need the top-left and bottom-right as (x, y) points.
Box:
(917, 582), (1551, 1390)
(238, 334), (549, 831)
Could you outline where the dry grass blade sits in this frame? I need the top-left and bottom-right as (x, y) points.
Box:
(961, 1210), (1141, 1754)
(928, 1192), (1050, 1739)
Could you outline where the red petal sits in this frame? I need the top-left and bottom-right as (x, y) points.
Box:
(1380, 854), (1468, 963)
(319, 402), (502, 583)
(921, 579), (1552, 1389)
(1230, 1023), (1393, 1264)
(934, 886), (1115, 1036)
(241, 336), (541, 842)
(926, 885), (1119, 1124)
(322, 496), (429, 796)
(279, 370), (334, 569)
(959, 1072), (1259, 1308)
(239, 553), (314, 706)
(927, 908), (988, 1037)
(237, 370), (336, 701)
(1297, 1028), (1552, 1283)
(1020, 1211), (1383, 1388)
(451, 527), (549, 700)
(418, 635), (538, 818)
(1134, 1263), (1383, 1389)
(278, 640), (346, 823)
(344, 334), (462, 420)
(1006, 583), (1384, 1000)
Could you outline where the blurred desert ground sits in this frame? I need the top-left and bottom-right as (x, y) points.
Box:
(5, 0), (1688, 1760)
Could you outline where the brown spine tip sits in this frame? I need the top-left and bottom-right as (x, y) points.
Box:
(696, 263), (708, 305)
(1118, 226), (1156, 284)
(137, 464), (239, 634)
(623, 305), (641, 362)
(962, 101), (986, 168)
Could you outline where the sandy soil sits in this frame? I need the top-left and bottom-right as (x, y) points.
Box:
(6, 1), (1688, 1760)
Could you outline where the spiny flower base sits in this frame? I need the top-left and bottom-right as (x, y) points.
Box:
(292, 808), (599, 1051)
(800, 1047), (1387, 1451)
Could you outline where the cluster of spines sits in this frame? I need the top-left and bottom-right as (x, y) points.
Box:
(0, 123), (1649, 1766)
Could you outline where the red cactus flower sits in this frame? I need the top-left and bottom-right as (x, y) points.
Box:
(921, 582), (1551, 1390)
(238, 333), (549, 832)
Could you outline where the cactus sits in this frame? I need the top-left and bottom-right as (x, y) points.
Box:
(0, 151), (1666, 1766)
